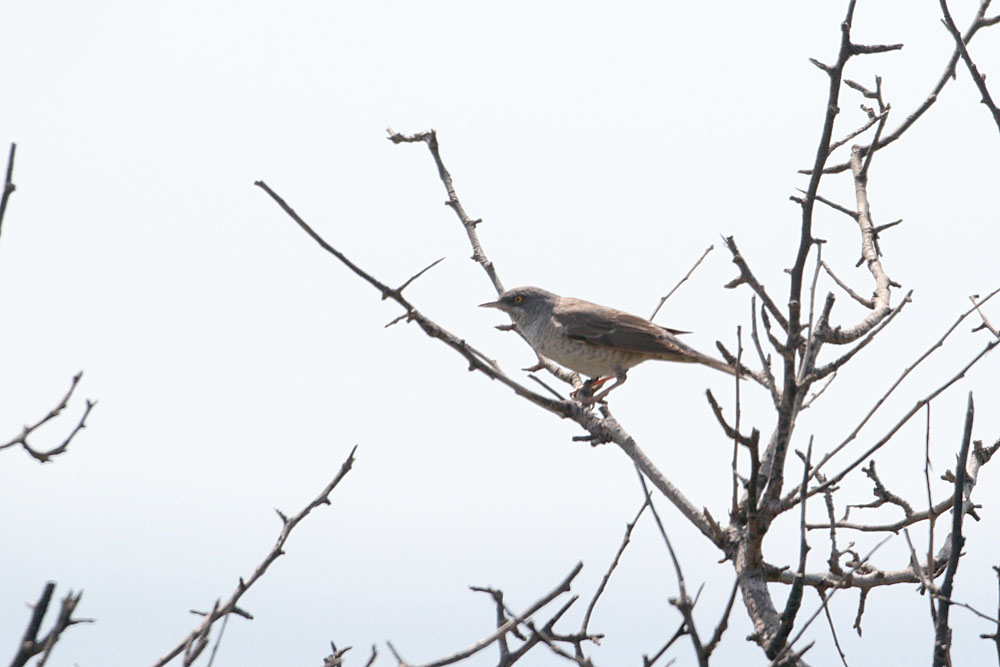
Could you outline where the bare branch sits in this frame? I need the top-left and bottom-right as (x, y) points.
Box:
(809, 438), (999, 533)
(810, 496), (952, 534)
(934, 593), (1000, 625)
(820, 260), (874, 308)
(634, 467), (707, 667)
(850, 42), (904, 55)
(809, 291), (910, 382)
(722, 236), (788, 331)
(817, 147), (893, 344)
(1, 372), (96, 463)
(649, 245), (714, 321)
(793, 190), (857, 219)
(768, 536), (892, 665)
(749, 297), (781, 406)
(980, 566), (1000, 661)
(813, 0), (1000, 174)
(386, 128), (504, 294)
(389, 562), (583, 667)
(731, 327), (745, 519)
(766, 443), (812, 660)
(818, 589), (850, 667)
(152, 447), (358, 667)
(858, 78), (889, 182)
(0, 142), (16, 238)
(259, 180), (721, 547)
(703, 578), (740, 659)
(796, 287), (1000, 493)
(940, 0), (1000, 134)
(579, 500), (649, 641)
(933, 393), (976, 667)
(829, 106), (890, 152)
(849, 460), (914, 516)
(970, 292), (1000, 338)
(810, 341), (995, 500)
(10, 583), (92, 667)
(394, 256), (446, 295)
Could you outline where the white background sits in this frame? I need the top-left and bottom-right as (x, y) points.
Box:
(2, 2), (999, 665)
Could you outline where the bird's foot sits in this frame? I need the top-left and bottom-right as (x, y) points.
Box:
(571, 377), (606, 406)
(592, 368), (628, 403)
(571, 369), (628, 405)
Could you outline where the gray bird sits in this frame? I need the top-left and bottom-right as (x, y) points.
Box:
(480, 286), (737, 398)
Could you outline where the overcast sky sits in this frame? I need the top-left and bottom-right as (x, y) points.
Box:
(2, 2), (999, 666)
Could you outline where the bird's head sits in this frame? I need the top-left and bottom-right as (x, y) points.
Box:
(479, 286), (556, 325)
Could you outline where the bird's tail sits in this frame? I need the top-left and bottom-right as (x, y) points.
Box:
(695, 353), (745, 380)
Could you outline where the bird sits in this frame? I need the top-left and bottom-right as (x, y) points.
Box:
(480, 286), (739, 400)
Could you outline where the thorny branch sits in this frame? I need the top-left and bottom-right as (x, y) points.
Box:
(9, 582), (93, 667)
(981, 566), (1000, 661)
(263, 7), (1000, 654)
(387, 129), (504, 294)
(812, 0), (1000, 174)
(769, 536), (893, 666)
(387, 563), (584, 667)
(635, 469), (707, 667)
(256, 179), (720, 548)
(1, 372), (96, 463)
(940, 0), (1000, 134)
(933, 393), (976, 667)
(151, 447), (357, 667)
(578, 499), (648, 656)
(787, 287), (1000, 501)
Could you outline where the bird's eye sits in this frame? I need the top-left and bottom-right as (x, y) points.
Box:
(513, 295), (523, 304)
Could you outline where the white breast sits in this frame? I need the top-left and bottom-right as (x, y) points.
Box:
(518, 315), (642, 378)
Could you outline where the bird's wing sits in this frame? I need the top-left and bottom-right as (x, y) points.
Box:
(553, 298), (697, 360)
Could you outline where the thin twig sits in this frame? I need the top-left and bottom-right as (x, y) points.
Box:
(152, 447), (358, 667)
(970, 293), (1000, 338)
(810, 1), (1000, 174)
(818, 589), (850, 667)
(769, 535), (893, 666)
(394, 256), (445, 295)
(799, 287), (1000, 490)
(820, 260), (874, 308)
(634, 465), (707, 667)
(810, 342), (994, 500)
(1, 372), (96, 463)
(940, 0), (1000, 133)
(580, 500), (649, 639)
(703, 578), (740, 659)
(389, 563), (584, 667)
(386, 129), (504, 294)
(649, 245), (714, 321)
(722, 236), (788, 331)
(0, 142), (16, 238)
(830, 107), (890, 152)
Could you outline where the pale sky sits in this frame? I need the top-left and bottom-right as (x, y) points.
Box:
(2, 2), (999, 666)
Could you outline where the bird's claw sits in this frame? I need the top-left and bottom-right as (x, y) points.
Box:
(571, 370), (627, 405)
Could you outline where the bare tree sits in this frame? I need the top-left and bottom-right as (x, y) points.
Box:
(8, 2), (1000, 666)
(250, 2), (1000, 665)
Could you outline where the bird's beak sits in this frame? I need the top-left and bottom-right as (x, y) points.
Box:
(479, 300), (502, 309)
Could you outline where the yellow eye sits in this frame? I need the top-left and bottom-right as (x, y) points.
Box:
(513, 295), (523, 304)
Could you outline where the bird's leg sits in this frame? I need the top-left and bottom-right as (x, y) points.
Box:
(571, 369), (628, 404)
(587, 375), (615, 391)
(591, 367), (629, 403)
